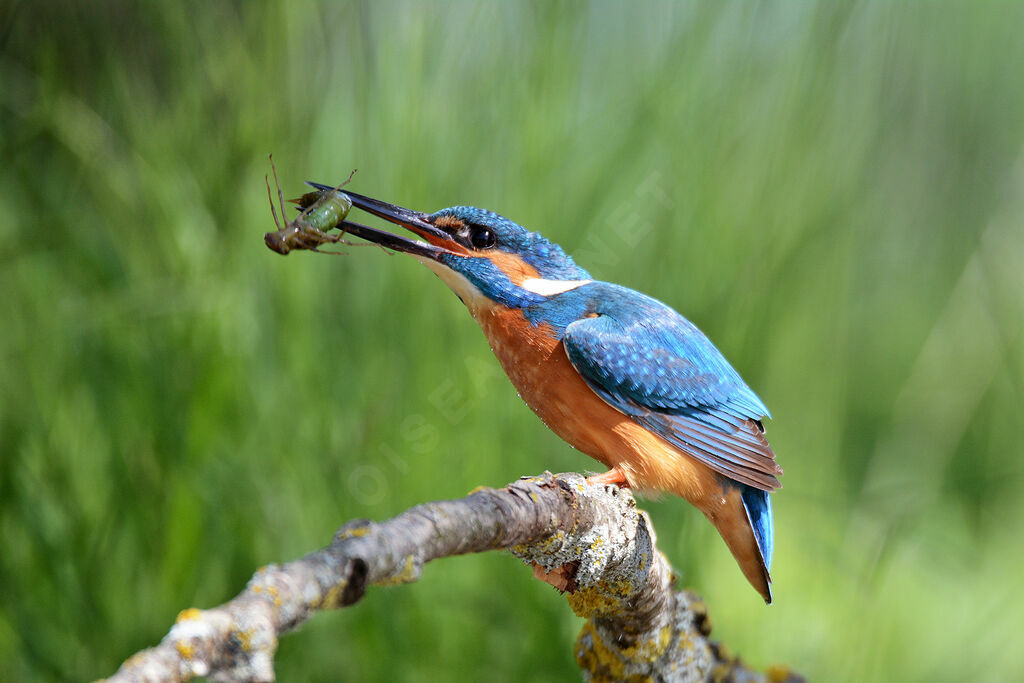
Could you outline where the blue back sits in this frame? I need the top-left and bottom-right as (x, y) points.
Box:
(425, 207), (779, 574)
(740, 485), (774, 572)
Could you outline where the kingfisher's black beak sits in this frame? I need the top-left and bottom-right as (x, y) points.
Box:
(306, 182), (465, 259)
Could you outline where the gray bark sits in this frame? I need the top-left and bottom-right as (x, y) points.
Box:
(106, 472), (802, 682)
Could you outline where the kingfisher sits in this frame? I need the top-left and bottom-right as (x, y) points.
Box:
(311, 183), (783, 603)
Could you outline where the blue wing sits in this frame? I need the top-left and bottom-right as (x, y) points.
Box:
(741, 486), (774, 572)
(562, 288), (782, 491)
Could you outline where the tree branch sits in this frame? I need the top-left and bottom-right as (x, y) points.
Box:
(106, 472), (802, 682)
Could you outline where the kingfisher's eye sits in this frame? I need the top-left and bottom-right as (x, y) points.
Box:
(470, 226), (496, 249)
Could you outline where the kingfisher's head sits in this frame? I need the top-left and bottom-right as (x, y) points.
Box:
(318, 185), (592, 313)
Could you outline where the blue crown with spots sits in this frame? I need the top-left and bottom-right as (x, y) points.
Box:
(431, 206), (591, 280)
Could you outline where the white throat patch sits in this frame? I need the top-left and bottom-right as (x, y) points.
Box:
(414, 256), (487, 312)
(413, 256), (591, 315)
(520, 278), (592, 296)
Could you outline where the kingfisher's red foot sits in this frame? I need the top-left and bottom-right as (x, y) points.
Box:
(586, 467), (630, 488)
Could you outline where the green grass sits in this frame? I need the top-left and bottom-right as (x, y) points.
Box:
(2, 1), (1023, 680)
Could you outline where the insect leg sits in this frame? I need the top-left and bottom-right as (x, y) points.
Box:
(265, 175), (284, 231)
(269, 154), (290, 229)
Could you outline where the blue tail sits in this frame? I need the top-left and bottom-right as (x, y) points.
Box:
(740, 484), (774, 575)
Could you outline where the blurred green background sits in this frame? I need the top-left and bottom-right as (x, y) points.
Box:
(2, 1), (1023, 680)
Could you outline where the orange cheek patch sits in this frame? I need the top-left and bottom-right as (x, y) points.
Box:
(487, 251), (540, 284)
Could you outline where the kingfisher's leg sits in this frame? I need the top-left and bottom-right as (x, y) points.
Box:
(586, 467), (630, 488)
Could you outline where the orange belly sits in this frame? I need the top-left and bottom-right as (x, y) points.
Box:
(474, 304), (723, 510)
(472, 302), (773, 601)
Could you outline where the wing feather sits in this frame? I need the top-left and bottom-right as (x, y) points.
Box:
(563, 309), (782, 492)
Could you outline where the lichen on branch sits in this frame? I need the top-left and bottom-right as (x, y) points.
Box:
(106, 473), (800, 682)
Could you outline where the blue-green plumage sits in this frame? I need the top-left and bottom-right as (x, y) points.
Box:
(408, 240), (782, 493)
(432, 206), (589, 280)
(554, 284), (780, 488)
(309, 185), (782, 601)
(741, 486), (774, 572)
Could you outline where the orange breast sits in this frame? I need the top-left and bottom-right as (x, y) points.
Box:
(473, 304), (722, 508)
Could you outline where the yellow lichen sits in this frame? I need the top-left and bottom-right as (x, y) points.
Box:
(374, 555), (418, 586)
(467, 485), (490, 495)
(767, 664), (796, 682)
(710, 642), (741, 683)
(689, 598), (713, 636)
(265, 585), (282, 606)
(175, 641), (195, 660)
(711, 663), (732, 683)
(575, 620), (657, 683)
(336, 526), (371, 540)
(576, 620), (625, 681)
(175, 608), (202, 623)
(233, 628), (253, 652)
(618, 624), (672, 663)
(566, 579), (632, 617)
(538, 532), (563, 553)
(511, 530), (566, 560)
(319, 580), (350, 609)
